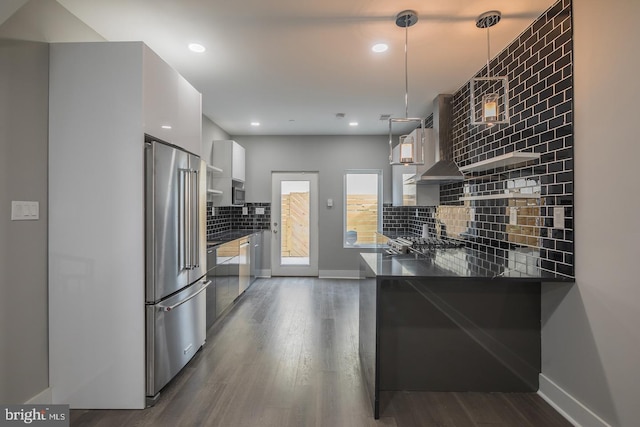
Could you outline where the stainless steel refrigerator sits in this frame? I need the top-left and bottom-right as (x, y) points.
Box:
(144, 138), (208, 405)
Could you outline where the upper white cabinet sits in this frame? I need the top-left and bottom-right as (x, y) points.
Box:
(143, 47), (202, 156)
(206, 140), (245, 206)
(210, 140), (245, 182)
(232, 141), (246, 182)
(391, 129), (440, 206)
(392, 164), (417, 206)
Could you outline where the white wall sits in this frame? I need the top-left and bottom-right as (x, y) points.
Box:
(233, 135), (390, 274)
(203, 115), (231, 143)
(0, 40), (49, 404)
(0, 0), (107, 405)
(540, 1), (640, 426)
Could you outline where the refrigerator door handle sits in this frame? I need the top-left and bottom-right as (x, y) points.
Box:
(186, 168), (194, 269)
(192, 169), (200, 269)
(157, 280), (211, 312)
(179, 169), (188, 271)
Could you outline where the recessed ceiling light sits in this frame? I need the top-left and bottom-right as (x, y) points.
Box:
(188, 43), (206, 53)
(250, 122), (260, 126)
(161, 125), (172, 129)
(372, 43), (388, 53)
(349, 122), (359, 126)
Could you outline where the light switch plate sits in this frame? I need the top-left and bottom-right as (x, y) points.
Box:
(11, 201), (39, 221)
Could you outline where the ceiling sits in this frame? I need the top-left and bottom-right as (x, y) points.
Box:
(3, 0), (556, 136)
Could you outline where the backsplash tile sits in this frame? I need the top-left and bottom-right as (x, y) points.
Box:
(382, 204), (436, 237)
(438, 0), (574, 278)
(206, 202), (271, 239)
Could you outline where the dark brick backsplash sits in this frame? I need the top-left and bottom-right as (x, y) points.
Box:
(206, 202), (271, 239)
(437, 0), (574, 278)
(383, 204), (437, 237)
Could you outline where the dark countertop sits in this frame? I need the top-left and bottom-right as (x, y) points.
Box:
(360, 247), (573, 282)
(207, 229), (265, 247)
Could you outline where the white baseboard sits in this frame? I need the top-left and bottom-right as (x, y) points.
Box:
(538, 374), (611, 427)
(24, 387), (52, 404)
(318, 270), (360, 279)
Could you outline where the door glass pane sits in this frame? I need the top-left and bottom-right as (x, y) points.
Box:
(280, 180), (310, 266)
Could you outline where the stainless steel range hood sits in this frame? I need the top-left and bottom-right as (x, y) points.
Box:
(415, 94), (464, 184)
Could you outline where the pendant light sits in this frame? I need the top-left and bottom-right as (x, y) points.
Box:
(389, 10), (425, 166)
(470, 11), (510, 126)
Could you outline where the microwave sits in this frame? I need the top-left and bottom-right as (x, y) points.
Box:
(232, 186), (245, 205)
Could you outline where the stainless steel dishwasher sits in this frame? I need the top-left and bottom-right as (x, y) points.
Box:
(238, 237), (250, 294)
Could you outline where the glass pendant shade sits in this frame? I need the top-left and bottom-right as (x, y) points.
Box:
(400, 135), (414, 163)
(389, 118), (425, 165)
(482, 93), (499, 122)
(470, 76), (509, 125)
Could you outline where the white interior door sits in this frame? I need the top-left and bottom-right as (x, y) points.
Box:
(271, 172), (318, 276)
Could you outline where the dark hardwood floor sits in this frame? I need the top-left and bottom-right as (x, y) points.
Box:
(71, 277), (572, 426)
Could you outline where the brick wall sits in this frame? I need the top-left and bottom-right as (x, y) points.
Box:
(439, 0), (574, 277)
(206, 202), (271, 239)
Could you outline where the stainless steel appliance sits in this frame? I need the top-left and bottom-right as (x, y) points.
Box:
(145, 138), (209, 405)
(232, 186), (245, 205)
(238, 237), (250, 294)
(386, 236), (465, 256)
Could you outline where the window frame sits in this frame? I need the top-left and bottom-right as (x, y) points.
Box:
(343, 169), (383, 248)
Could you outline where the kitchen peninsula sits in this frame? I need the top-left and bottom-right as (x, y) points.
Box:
(358, 246), (573, 419)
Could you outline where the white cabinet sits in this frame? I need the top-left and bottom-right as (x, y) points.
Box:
(208, 140), (246, 206)
(232, 141), (246, 182)
(391, 129), (440, 206)
(392, 164), (417, 206)
(143, 46), (202, 155)
(48, 41), (201, 409)
(210, 140), (245, 182)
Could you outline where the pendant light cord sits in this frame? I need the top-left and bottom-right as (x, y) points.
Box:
(486, 27), (491, 77)
(404, 15), (409, 118)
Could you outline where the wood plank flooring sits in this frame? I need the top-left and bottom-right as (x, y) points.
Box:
(70, 277), (572, 427)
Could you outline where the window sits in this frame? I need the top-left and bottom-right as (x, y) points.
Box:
(344, 170), (382, 248)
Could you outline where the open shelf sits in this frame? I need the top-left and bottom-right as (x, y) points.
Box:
(459, 193), (540, 201)
(459, 151), (540, 173)
(207, 164), (223, 173)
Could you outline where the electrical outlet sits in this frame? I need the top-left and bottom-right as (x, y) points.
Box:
(242, 207), (248, 215)
(415, 209), (419, 217)
(469, 207), (475, 222)
(211, 206), (215, 216)
(255, 207), (265, 215)
(554, 207), (565, 229)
